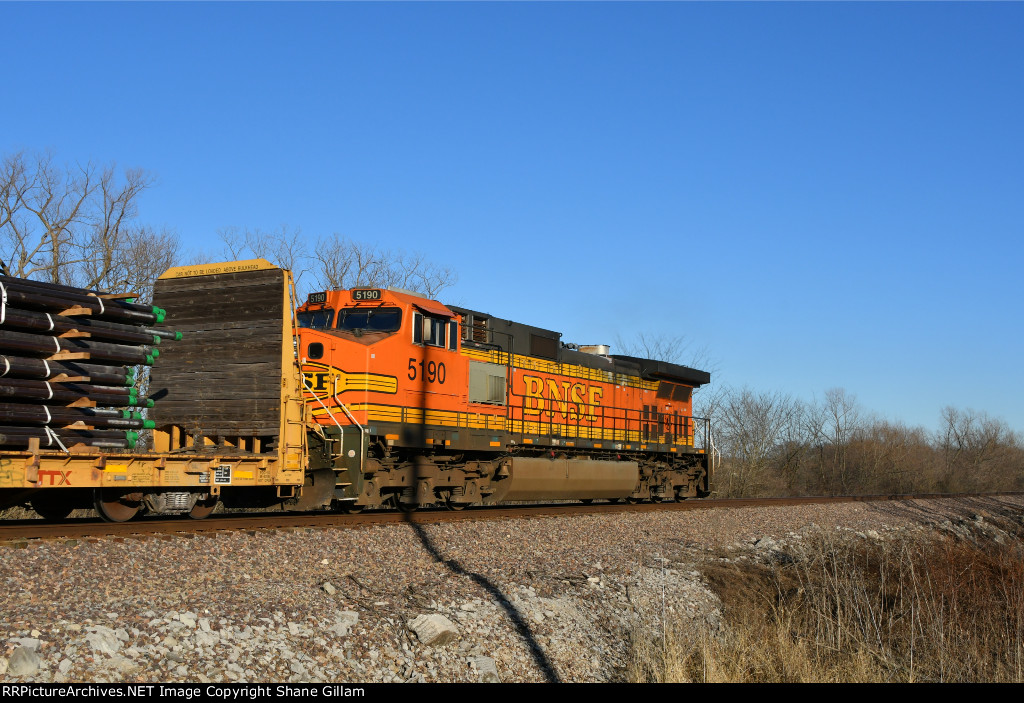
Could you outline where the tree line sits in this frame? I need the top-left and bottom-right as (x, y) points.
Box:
(699, 386), (1024, 497)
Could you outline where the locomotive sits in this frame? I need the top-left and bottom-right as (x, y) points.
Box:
(294, 286), (712, 511)
(0, 260), (712, 520)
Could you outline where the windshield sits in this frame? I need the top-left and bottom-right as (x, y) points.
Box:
(338, 307), (402, 333)
(297, 309), (335, 329)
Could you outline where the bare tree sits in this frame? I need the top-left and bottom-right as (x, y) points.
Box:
(85, 226), (182, 303)
(0, 150), (178, 294)
(204, 228), (457, 300)
(714, 387), (797, 497)
(311, 233), (456, 299)
(215, 224), (310, 288)
(937, 407), (1023, 492)
(613, 331), (714, 371)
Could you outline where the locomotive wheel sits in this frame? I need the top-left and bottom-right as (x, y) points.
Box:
(30, 493), (76, 521)
(390, 495), (417, 513)
(579, 499), (594, 505)
(189, 497), (218, 520)
(440, 489), (467, 511)
(94, 490), (142, 522)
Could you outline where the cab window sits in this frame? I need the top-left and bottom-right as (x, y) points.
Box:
(337, 307), (402, 333)
(297, 309), (335, 329)
(413, 312), (456, 350)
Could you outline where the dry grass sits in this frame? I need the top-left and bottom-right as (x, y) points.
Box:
(628, 517), (1024, 682)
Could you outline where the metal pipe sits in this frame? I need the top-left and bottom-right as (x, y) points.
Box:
(0, 329), (156, 365)
(0, 307), (170, 346)
(0, 276), (162, 318)
(0, 355), (132, 385)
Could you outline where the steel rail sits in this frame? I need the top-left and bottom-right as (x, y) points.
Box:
(2, 491), (1022, 544)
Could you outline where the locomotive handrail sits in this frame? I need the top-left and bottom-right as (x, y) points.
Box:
(302, 368), (345, 433)
(332, 375), (365, 475)
(508, 386), (703, 449)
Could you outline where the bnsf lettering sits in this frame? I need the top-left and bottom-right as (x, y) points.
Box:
(522, 375), (603, 420)
(302, 372), (332, 392)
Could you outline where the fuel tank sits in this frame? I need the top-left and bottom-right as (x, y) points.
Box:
(495, 456), (638, 502)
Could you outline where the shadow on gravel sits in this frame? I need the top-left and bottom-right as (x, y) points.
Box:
(406, 456), (561, 683)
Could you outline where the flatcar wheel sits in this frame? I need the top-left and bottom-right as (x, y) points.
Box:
(580, 499), (594, 505)
(445, 499), (466, 511)
(94, 489), (141, 523)
(625, 496), (642, 505)
(30, 494), (75, 521)
(189, 497), (218, 520)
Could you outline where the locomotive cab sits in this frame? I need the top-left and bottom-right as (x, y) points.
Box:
(296, 288), (464, 420)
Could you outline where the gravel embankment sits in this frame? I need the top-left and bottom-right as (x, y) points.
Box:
(1, 495), (1021, 683)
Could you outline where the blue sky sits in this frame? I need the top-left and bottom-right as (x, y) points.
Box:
(2, 2), (1022, 432)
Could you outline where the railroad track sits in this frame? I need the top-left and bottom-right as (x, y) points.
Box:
(2, 492), (1020, 545)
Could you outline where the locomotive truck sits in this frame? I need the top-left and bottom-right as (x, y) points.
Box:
(0, 260), (713, 521)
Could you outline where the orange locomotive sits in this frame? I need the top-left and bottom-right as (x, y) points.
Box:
(297, 287), (712, 510)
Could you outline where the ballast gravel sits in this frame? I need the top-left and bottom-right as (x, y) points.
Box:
(1, 495), (1021, 683)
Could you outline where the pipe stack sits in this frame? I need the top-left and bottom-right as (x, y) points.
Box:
(0, 275), (178, 450)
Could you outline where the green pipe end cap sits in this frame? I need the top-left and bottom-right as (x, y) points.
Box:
(143, 420), (155, 429)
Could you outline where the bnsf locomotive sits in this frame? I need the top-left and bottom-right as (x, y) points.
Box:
(295, 286), (712, 511)
(0, 260), (711, 521)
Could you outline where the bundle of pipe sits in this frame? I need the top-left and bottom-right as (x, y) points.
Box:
(0, 274), (178, 450)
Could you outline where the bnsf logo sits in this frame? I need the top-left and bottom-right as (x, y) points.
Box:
(522, 374), (604, 421)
